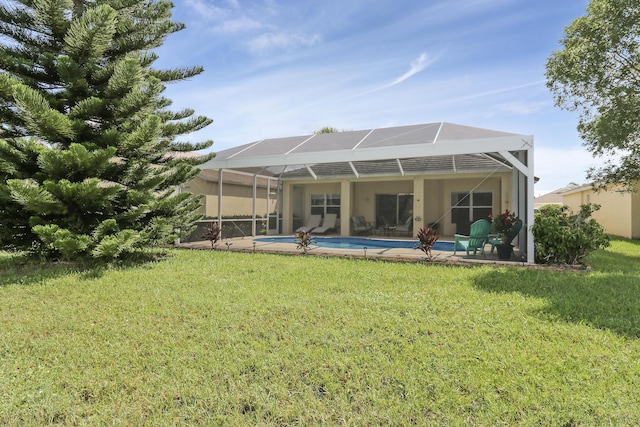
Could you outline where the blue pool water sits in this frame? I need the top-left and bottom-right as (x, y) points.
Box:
(255, 236), (457, 251)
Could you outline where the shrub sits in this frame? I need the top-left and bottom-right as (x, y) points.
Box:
(532, 204), (610, 265)
(294, 230), (315, 254)
(416, 225), (439, 261)
(202, 221), (221, 250)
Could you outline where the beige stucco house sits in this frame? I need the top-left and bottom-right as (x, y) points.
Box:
(181, 169), (279, 239)
(185, 169), (278, 220)
(561, 184), (640, 239)
(533, 184), (578, 210)
(196, 122), (536, 263)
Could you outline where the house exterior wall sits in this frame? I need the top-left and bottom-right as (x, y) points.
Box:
(351, 179), (413, 223)
(295, 181), (342, 222)
(285, 182), (342, 232)
(350, 178), (480, 234)
(563, 186), (636, 239)
(441, 175), (506, 236)
(186, 171), (515, 237)
(632, 192), (640, 239)
(183, 175), (276, 218)
(424, 179), (444, 229)
(561, 191), (582, 213)
(282, 172), (512, 236)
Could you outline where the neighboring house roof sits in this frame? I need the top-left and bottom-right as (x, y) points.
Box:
(559, 183), (595, 195)
(201, 122), (533, 180)
(534, 184), (581, 205)
(534, 192), (563, 205)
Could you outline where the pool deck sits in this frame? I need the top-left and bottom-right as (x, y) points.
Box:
(177, 235), (527, 266)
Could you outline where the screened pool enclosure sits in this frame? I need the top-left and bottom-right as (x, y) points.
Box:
(195, 122), (535, 263)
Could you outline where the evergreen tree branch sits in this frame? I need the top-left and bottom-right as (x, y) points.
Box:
(7, 178), (66, 214)
(150, 65), (204, 82)
(161, 115), (212, 137)
(13, 83), (75, 142)
(0, 0), (214, 258)
(169, 140), (215, 152)
(64, 4), (117, 64)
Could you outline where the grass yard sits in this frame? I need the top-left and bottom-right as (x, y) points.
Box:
(1, 239), (640, 425)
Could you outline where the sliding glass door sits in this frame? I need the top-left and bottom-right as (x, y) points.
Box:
(375, 193), (413, 227)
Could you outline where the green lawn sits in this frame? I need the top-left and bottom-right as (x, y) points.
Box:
(1, 240), (639, 425)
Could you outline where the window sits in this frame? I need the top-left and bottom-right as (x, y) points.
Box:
(450, 191), (493, 224)
(311, 194), (340, 218)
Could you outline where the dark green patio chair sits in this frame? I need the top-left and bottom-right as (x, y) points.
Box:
(453, 219), (491, 256)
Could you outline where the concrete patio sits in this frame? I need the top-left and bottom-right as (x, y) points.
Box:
(178, 236), (527, 266)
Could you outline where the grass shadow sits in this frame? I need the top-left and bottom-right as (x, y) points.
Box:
(0, 249), (172, 287)
(585, 236), (640, 274)
(474, 266), (640, 339)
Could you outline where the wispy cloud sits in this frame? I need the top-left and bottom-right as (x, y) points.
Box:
(500, 100), (550, 115)
(183, 0), (322, 53)
(184, 0), (229, 20)
(354, 52), (438, 97)
(184, 0), (259, 34)
(214, 16), (263, 33)
(455, 80), (546, 102)
(389, 52), (435, 87)
(247, 32), (322, 53)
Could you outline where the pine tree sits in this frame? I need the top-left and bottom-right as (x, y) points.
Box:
(0, 0), (214, 259)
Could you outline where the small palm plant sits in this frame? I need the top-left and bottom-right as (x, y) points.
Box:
(416, 225), (439, 261)
(203, 221), (221, 250)
(294, 230), (315, 254)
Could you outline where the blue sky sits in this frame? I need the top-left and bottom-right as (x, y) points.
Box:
(156, 0), (595, 196)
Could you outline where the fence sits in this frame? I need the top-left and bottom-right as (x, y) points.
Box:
(181, 216), (280, 243)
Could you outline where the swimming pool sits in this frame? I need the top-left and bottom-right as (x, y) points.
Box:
(254, 236), (457, 251)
